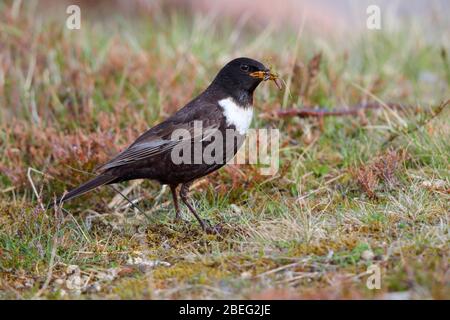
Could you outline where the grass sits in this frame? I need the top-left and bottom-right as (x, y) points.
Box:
(0, 2), (449, 299)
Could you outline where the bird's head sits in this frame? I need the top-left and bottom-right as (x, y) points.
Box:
(212, 57), (281, 96)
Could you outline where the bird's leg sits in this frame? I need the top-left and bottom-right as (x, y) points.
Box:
(180, 183), (222, 234)
(179, 182), (215, 233)
(170, 184), (182, 222)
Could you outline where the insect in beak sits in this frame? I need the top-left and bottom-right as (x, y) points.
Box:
(250, 70), (283, 90)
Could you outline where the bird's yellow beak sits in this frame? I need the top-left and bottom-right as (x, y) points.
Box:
(250, 70), (282, 89)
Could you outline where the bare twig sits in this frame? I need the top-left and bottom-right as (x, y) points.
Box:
(108, 180), (143, 208)
(108, 185), (146, 215)
(263, 102), (408, 119)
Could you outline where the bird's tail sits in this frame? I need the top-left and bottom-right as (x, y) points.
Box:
(54, 174), (117, 205)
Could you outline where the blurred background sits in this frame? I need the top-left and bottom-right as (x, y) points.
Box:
(0, 0), (449, 300)
(37, 0), (450, 34)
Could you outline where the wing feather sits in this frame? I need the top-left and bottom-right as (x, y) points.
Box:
(98, 119), (220, 171)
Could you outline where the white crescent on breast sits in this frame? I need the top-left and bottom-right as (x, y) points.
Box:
(218, 97), (253, 135)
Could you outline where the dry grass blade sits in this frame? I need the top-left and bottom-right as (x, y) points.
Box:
(382, 99), (450, 148)
(302, 52), (322, 101)
(33, 206), (62, 299)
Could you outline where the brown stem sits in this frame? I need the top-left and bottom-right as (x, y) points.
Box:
(270, 102), (407, 119)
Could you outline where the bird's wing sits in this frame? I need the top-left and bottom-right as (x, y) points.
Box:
(98, 103), (222, 171)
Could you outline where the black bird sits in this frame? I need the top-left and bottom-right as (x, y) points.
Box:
(56, 57), (280, 233)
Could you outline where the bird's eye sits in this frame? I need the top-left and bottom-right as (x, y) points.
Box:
(240, 64), (249, 72)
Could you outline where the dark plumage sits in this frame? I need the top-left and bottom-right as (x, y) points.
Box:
(55, 57), (279, 233)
